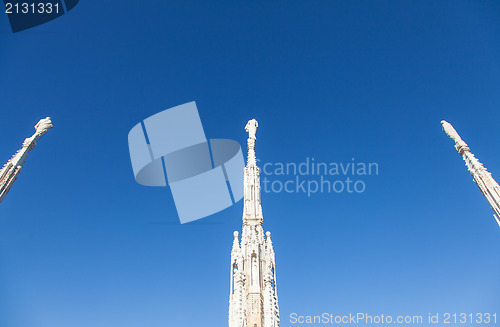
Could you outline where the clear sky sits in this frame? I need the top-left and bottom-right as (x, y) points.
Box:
(1, 1), (499, 327)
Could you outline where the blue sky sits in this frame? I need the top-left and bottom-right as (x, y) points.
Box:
(1, 1), (499, 326)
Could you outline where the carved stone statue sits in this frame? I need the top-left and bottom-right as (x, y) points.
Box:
(35, 117), (53, 135)
(441, 120), (465, 144)
(245, 119), (258, 140)
(441, 120), (469, 154)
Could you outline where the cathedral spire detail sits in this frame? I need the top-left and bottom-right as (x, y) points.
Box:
(229, 119), (280, 327)
(243, 119), (263, 225)
(0, 117), (53, 204)
(442, 120), (500, 227)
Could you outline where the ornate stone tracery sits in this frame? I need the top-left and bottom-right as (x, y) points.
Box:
(229, 119), (280, 327)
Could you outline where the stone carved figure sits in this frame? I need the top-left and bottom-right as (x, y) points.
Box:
(35, 117), (53, 135)
(441, 120), (466, 145)
(245, 119), (258, 140)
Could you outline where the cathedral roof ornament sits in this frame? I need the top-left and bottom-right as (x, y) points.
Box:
(0, 117), (53, 204)
(229, 119), (280, 327)
(442, 120), (500, 227)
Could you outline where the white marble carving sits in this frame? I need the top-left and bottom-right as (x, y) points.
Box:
(0, 117), (53, 203)
(229, 120), (280, 327)
(245, 119), (258, 140)
(442, 120), (500, 227)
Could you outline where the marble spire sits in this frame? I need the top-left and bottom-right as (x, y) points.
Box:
(243, 118), (263, 225)
(0, 117), (53, 204)
(441, 120), (500, 227)
(229, 119), (280, 327)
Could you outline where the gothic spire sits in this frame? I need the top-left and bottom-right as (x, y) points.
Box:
(0, 117), (53, 204)
(442, 120), (500, 227)
(229, 119), (280, 327)
(243, 119), (263, 224)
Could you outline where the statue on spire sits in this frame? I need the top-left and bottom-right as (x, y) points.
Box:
(245, 119), (258, 167)
(441, 120), (500, 228)
(0, 117), (53, 204)
(245, 119), (258, 140)
(441, 120), (469, 154)
(35, 117), (53, 136)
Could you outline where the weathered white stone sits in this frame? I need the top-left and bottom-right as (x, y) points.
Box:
(229, 120), (280, 327)
(442, 120), (500, 227)
(0, 117), (53, 203)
